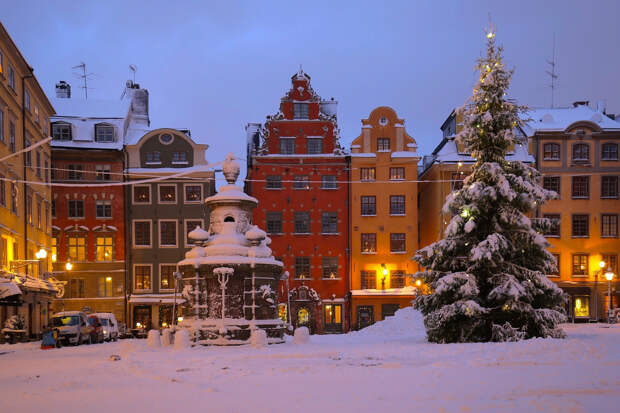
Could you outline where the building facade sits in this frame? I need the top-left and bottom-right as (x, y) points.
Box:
(349, 107), (420, 329)
(526, 102), (620, 321)
(246, 69), (350, 334)
(125, 128), (214, 330)
(0, 23), (57, 338)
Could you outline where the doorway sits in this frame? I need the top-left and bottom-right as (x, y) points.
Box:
(357, 306), (374, 330)
(324, 304), (342, 333)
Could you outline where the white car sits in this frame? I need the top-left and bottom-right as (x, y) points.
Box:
(92, 313), (119, 341)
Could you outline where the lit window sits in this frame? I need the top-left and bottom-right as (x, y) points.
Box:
(67, 236), (86, 261)
(294, 257), (310, 279)
(390, 167), (405, 180)
(361, 233), (376, 253)
(134, 266), (151, 290)
(360, 168), (375, 182)
(322, 257), (338, 279)
(95, 237), (113, 261)
(572, 254), (588, 276)
(98, 276), (113, 297)
(391, 270), (406, 288)
(160, 265), (176, 290)
(159, 185), (176, 203)
(184, 185), (202, 202)
(133, 186), (150, 203)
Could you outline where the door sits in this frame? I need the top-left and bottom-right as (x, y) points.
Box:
(381, 303), (400, 320)
(324, 304), (342, 333)
(133, 305), (152, 329)
(357, 306), (374, 330)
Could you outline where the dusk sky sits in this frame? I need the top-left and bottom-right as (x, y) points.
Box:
(4, 0), (619, 169)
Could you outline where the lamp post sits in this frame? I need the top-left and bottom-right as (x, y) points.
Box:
(381, 263), (388, 290)
(594, 260), (606, 321)
(605, 268), (614, 323)
(281, 271), (291, 331)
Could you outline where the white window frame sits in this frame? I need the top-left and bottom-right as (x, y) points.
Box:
(183, 183), (203, 204)
(132, 219), (152, 248)
(159, 263), (177, 292)
(132, 185), (151, 205)
(159, 219), (178, 248)
(133, 264), (153, 292)
(158, 184), (177, 204)
(184, 219), (204, 247)
(95, 200), (113, 219)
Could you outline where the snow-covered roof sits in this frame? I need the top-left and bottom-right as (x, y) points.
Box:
(431, 139), (534, 164)
(50, 98), (130, 119)
(523, 105), (620, 134)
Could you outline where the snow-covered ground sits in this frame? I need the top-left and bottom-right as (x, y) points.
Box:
(1, 308), (619, 412)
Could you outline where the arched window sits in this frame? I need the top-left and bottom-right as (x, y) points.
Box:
(602, 143), (618, 161)
(95, 123), (115, 143)
(51, 122), (72, 141)
(543, 143), (560, 160)
(298, 308), (309, 324)
(572, 143), (590, 162)
(224, 216), (235, 223)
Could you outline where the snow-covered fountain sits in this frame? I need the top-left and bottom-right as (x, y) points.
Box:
(177, 153), (285, 345)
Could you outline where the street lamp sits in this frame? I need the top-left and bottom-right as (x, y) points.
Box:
(594, 260), (606, 321)
(605, 268), (614, 323)
(381, 263), (388, 290)
(281, 271), (291, 331)
(65, 261), (72, 271)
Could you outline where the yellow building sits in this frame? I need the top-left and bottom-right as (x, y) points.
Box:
(526, 103), (620, 321)
(0, 23), (57, 337)
(349, 107), (420, 329)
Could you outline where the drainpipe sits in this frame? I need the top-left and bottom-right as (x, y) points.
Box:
(21, 69), (34, 275)
(123, 148), (130, 325)
(345, 155), (351, 332)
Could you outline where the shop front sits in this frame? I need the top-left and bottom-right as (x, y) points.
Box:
(350, 288), (417, 330)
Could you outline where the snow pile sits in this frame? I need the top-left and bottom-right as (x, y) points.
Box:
(146, 330), (161, 348)
(250, 328), (267, 348)
(352, 307), (426, 342)
(161, 329), (173, 347)
(174, 329), (190, 350)
(293, 327), (310, 344)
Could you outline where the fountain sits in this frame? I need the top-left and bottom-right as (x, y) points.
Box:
(177, 153), (285, 345)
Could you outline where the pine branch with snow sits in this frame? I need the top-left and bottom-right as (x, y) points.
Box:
(414, 28), (567, 343)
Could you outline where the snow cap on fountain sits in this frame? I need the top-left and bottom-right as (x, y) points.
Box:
(188, 226), (209, 242)
(222, 153), (241, 185)
(245, 225), (266, 245)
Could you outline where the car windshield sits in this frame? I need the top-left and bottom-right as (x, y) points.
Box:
(88, 318), (98, 326)
(51, 316), (79, 327)
(100, 319), (109, 326)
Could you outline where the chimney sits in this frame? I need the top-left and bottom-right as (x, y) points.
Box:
(596, 100), (607, 114)
(124, 80), (150, 128)
(55, 81), (71, 98)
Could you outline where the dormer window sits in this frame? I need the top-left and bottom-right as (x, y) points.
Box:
(172, 152), (188, 164)
(95, 124), (115, 143)
(572, 143), (589, 163)
(294, 103), (308, 119)
(146, 151), (161, 164)
(52, 122), (72, 141)
(377, 138), (390, 151)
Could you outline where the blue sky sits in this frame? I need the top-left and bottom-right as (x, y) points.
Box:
(3, 0), (619, 166)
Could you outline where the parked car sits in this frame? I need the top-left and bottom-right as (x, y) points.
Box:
(50, 311), (92, 345)
(87, 315), (105, 344)
(92, 313), (119, 341)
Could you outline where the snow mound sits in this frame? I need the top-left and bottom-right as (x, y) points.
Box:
(161, 329), (173, 347)
(146, 330), (161, 348)
(293, 327), (310, 344)
(352, 307), (426, 342)
(250, 328), (267, 348)
(174, 329), (190, 350)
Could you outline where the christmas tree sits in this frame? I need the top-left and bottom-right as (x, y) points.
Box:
(414, 28), (567, 343)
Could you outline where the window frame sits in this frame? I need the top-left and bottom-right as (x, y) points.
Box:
(133, 219), (152, 248)
(543, 176), (561, 197)
(266, 175), (282, 189)
(601, 176), (618, 199)
(548, 253), (560, 277)
(390, 270), (406, 288)
(361, 195), (376, 216)
(293, 175), (310, 190)
(321, 212), (338, 234)
(67, 234), (87, 262)
(266, 212), (283, 234)
(307, 138), (323, 154)
(293, 212), (310, 234)
(95, 200), (112, 219)
(67, 199), (84, 219)
(94, 123), (115, 143)
(601, 143), (619, 161)
(95, 165), (111, 181)
(543, 214), (561, 237)
(132, 185), (151, 204)
(390, 233), (406, 253)
(321, 175), (337, 189)
(158, 184), (177, 204)
(389, 167), (405, 181)
(51, 122), (72, 141)
(294, 256), (311, 279)
(321, 257), (339, 279)
(377, 138), (390, 151)
(571, 176), (589, 199)
(360, 168), (376, 182)
(361, 270), (376, 290)
(572, 143), (590, 163)
(183, 184), (202, 203)
(280, 138), (295, 154)
(601, 214), (618, 238)
(571, 214), (589, 238)
(133, 264), (153, 292)
(361, 233), (376, 254)
(159, 219), (178, 248)
(183, 219), (204, 247)
(293, 103), (309, 120)
(571, 254), (589, 277)
(389, 195), (406, 216)
(95, 235), (114, 262)
(159, 263), (177, 291)
(67, 164), (83, 181)
(543, 142), (560, 160)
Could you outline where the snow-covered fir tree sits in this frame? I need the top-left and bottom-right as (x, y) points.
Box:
(414, 28), (567, 343)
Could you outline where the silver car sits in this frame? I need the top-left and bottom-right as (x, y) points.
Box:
(50, 311), (92, 345)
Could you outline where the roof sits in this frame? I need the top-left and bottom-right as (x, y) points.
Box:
(523, 105), (620, 134)
(50, 97), (131, 119)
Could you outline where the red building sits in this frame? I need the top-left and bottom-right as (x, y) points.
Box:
(246, 69), (350, 333)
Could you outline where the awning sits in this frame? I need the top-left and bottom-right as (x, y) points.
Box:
(350, 286), (418, 296)
(129, 294), (185, 304)
(0, 280), (22, 299)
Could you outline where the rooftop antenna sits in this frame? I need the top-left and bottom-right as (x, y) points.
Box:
(72, 62), (95, 100)
(129, 64), (137, 83)
(546, 34), (558, 108)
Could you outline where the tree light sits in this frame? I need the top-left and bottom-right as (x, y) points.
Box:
(415, 279), (422, 287)
(461, 208), (470, 218)
(487, 31), (495, 39)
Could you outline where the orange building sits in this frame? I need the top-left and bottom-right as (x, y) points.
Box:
(349, 107), (420, 329)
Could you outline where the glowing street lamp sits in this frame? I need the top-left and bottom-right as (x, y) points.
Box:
(65, 262), (73, 271)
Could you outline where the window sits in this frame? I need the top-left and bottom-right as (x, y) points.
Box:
(51, 122), (71, 140)
(44, 159), (49, 183)
(293, 175), (309, 190)
(572, 214), (589, 237)
(266, 212), (282, 234)
(159, 220), (177, 247)
(68, 200), (84, 218)
(293, 103), (308, 119)
(98, 277), (113, 297)
(390, 167), (405, 180)
(35, 152), (41, 178)
(24, 139), (31, 167)
(95, 165), (111, 181)
(543, 214), (560, 237)
(377, 138), (390, 151)
(361, 271), (376, 289)
(322, 257), (338, 279)
(160, 265), (176, 290)
(36, 200), (41, 229)
(95, 124), (114, 142)
(133, 186), (150, 203)
(391, 270), (406, 288)
(543, 176), (561, 196)
(294, 212), (310, 233)
(280, 138), (295, 154)
(602, 214), (618, 237)
(24, 89), (30, 111)
(451, 172), (464, 191)
(51, 200), (56, 217)
(95, 236), (113, 261)
(67, 236), (86, 261)
(146, 151), (161, 163)
(602, 143), (618, 160)
(68, 279), (85, 298)
(294, 257), (310, 279)
(360, 168), (376, 182)
(571, 176), (589, 198)
(549, 254), (560, 276)
(0, 175), (5, 207)
(361, 233), (376, 253)
(8, 65), (15, 90)
(95, 200), (112, 218)
(0, 51), (3, 76)
(134, 221), (151, 247)
(572, 254), (588, 276)
(134, 265), (152, 290)
(0, 110), (4, 143)
(601, 176), (618, 198)
(33, 105), (39, 124)
(321, 175), (337, 189)
(159, 185), (176, 203)
(361, 196), (376, 216)
(321, 212), (338, 234)
(543, 143), (560, 160)
(172, 152), (187, 163)
(10, 183), (17, 214)
(266, 176), (282, 189)
(0, 238), (6, 268)
(602, 254), (618, 275)
(572, 143), (589, 162)
(390, 233), (406, 253)
(184, 220), (203, 246)
(184, 185), (202, 202)
(307, 138), (322, 154)
(68, 164), (83, 180)
(390, 195), (405, 215)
